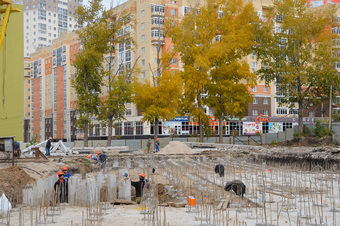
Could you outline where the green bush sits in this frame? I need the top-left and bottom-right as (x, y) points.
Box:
(313, 120), (323, 137)
(303, 125), (312, 136)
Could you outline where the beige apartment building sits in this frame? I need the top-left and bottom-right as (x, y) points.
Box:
(26, 0), (334, 141)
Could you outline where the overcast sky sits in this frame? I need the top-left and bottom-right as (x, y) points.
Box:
(83, 0), (128, 9)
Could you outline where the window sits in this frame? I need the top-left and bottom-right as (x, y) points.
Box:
(309, 111), (314, 117)
(252, 62), (257, 70)
(184, 7), (191, 15)
(124, 26), (131, 33)
(171, 58), (177, 65)
(252, 86), (257, 92)
(142, 35), (145, 42)
(124, 122), (133, 135)
(115, 123), (122, 136)
(171, 8), (177, 16)
(276, 108), (287, 115)
(136, 121), (143, 135)
(263, 86), (268, 92)
(151, 4), (165, 13)
(142, 59), (145, 66)
(142, 22), (145, 29)
(126, 108), (132, 116)
(263, 98), (268, 104)
(252, 110), (258, 116)
(263, 110), (269, 116)
(154, 58), (158, 65)
(151, 17), (164, 25)
(289, 109), (298, 115)
(152, 29), (162, 37)
(142, 72), (145, 78)
(154, 46), (158, 52)
(141, 10), (145, 17)
(142, 47), (145, 53)
(253, 97), (258, 104)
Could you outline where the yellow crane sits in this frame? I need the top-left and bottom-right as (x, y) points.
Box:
(0, 0), (20, 51)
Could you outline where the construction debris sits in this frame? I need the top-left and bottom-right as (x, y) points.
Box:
(21, 140), (77, 157)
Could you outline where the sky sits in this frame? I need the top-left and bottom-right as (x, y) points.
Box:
(83, 0), (129, 9)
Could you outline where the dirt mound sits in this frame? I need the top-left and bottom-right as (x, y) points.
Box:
(283, 136), (333, 147)
(0, 166), (35, 206)
(157, 141), (195, 155)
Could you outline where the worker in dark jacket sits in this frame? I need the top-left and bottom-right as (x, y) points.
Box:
(45, 137), (52, 156)
(215, 164), (224, 177)
(224, 180), (246, 198)
(54, 171), (68, 203)
(131, 173), (146, 204)
(97, 152), (107, 169)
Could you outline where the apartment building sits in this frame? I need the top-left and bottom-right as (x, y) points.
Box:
(24, 59), (31, 142)
(26, 0), (336, 141)
(12, 0), (81, 57)
(26, 32), (80, 141)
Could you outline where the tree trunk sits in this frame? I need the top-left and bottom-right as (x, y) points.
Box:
(107, 116), (112, 147)
(84, 120), (89, 147)
(199, 118), (203, 142)
(219, 115), (223, 143)
(154, 116), (159, 147)
(298, 101), (303, 133)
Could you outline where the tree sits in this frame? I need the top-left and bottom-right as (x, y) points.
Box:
(72, 0), (109, 146)
(133, 71), (183, 140)
(96, 10), (138, 146)
(205, 0), (258, 143)
(255, 0), (340, 133)
(170, 0), (257, 142)
(134, 2), (180, 144)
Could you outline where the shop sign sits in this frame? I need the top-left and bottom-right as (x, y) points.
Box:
(225, 117), (247, 121)
(255, 114), (270, 123)
(172, 116), (188, 121)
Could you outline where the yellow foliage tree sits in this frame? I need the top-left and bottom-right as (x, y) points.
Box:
(133, 71), (183, 141)
(170, 0), (258, 142)
(255, 0), (340, 133)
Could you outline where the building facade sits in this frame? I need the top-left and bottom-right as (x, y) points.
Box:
(12, 0), (81, 57)
(25, 0), (337, 142)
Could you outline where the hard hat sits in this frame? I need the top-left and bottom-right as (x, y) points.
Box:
(157, 138), (159, 141)
(139, 173), (146, 178)
(57, 171), (64, 176)
(87, 154), (92, 159)
(62, 166), (68, 171)
(97, 151), (101, 155)
(149, 138), (151, 140)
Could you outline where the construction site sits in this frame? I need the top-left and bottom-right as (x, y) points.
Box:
(0, 138), (340, 226)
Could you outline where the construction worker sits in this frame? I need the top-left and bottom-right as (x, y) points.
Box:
(155, 138), (160, 152)
(146, 138), (152, 153)
(87, 154), (98, 162)
(54, 171), (68, 203)
(62, 166), (71, 182)
(97, 151), (107, 169)
(131, 173), (146, 204)
(45, 137), (52, 156)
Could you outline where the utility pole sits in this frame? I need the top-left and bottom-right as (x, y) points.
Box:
(329, 84), (333, 129)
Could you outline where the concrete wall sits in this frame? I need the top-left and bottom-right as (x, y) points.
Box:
(56, 127), (299, 149)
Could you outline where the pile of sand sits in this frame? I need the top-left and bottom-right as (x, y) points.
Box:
(157, 141), (195, 155)
(0, 166), (35, 206)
